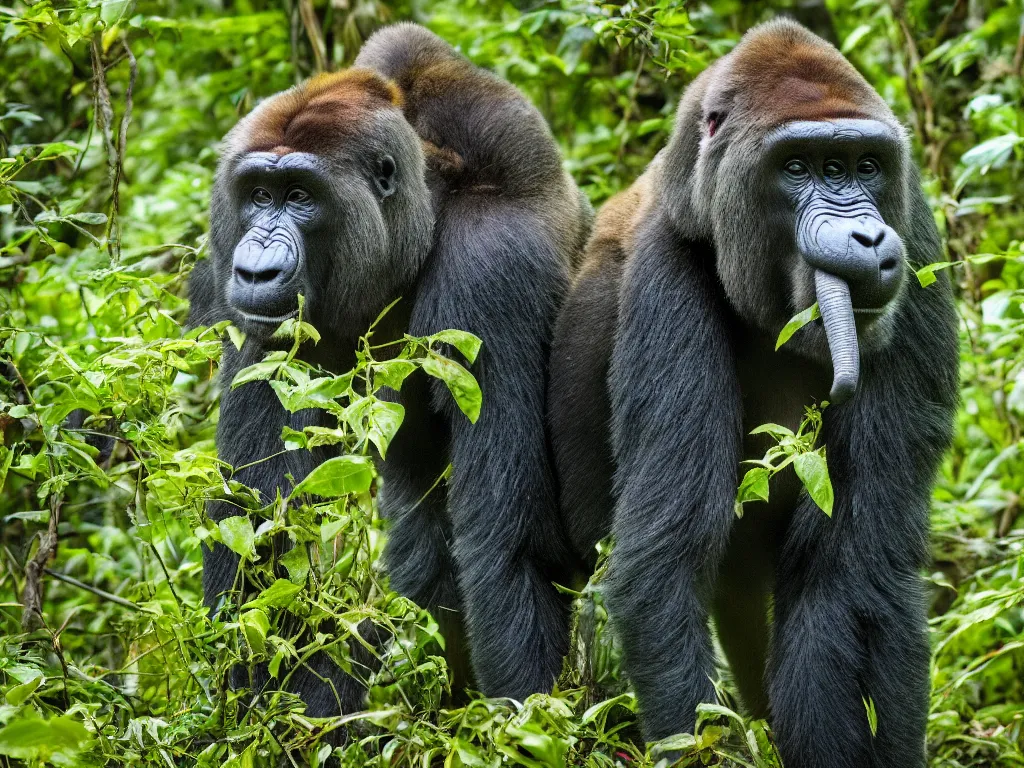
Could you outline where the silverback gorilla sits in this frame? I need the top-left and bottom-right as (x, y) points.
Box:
(549, 20), (958, 768)
(189, 23), (591, 715)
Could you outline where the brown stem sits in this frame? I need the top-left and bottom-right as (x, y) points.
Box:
(1014, 29), (1024, 77)
(931, 0), (964, 49)
(106, 35), (137, 264)
(21, 492), (62, 631)
(298, 0), (328, 73)
(892, 9), (935, 147)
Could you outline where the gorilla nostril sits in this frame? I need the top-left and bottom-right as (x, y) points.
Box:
(236, 266), (283, 285)
(852, 231), (874, 248)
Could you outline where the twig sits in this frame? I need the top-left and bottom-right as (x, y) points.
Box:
(21, 492), (62, 630)
(42, 567), (143, 612)
(298, 0), (328, 73)
(931, 0), (964, 49)
(1014, 26), (1024, 77)
(891, 6), (935, 149)
(90, 36), (116, 185)
(108, 35), (137, 264)
(9, 360), (62, 632)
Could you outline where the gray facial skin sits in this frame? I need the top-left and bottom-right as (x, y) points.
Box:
(768, 118), (907, 402)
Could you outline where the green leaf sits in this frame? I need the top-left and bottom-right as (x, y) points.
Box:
(5, 673), (43, 706)
(841, 24), (873, 53)
(281, 546), (310, 583)
(776, 303), (820, 350)
(580, 693), (637, 725)
(320, 516), (347, 544)
(367, 400), (405, 458)
(240, 608), (270, 655)
(374, 359), (418, 391)
(863, 696), (878, 737)
(749, 423), (795, 439)
(737, 467), (771, 505)
(794, 450), (834, 516)
(0, 715), (92, 759)
(227, 325), (246, 351)
(272, 318), (320, 344)
(35, 142), (82, 161)
(916, 261), (954, 288)
(269, 647), (287, 679)
(499, 722), (569, 767)
(422, 352), (482, 423)
(232, 361), (283, 388)
(66, 211), (107, 226)
(960, 133), (1022, 173)
(431, 329), (483, 364)
(290, 455), (373, 499)
(219, 516), (255, 558)
(243, 578), (303, 610)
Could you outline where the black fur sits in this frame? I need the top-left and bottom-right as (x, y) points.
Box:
(549, 20), (958, 768)
(190, 22), (591, 716)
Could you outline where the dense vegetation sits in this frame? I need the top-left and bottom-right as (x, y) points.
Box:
(1, 0), (1022, 765)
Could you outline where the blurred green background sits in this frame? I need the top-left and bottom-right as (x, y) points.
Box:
(1, 0), (1022, 765)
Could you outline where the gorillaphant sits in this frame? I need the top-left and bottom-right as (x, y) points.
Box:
(548, 19), (958, 768)
(189, 23), (592, 716)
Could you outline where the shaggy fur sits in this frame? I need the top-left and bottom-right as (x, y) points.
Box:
(548, 20), (958, 767)
(190, 22), (592, 717)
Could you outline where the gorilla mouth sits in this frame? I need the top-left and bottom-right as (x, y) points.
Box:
(233, 307), (300, 328)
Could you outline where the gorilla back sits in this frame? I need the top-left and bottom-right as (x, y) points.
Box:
(190, 23), (591, 716)
(549, 19), (957, 768)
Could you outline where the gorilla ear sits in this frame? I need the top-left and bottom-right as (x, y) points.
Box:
(707, 111), (725, 137)
(375, 155), (397, 199)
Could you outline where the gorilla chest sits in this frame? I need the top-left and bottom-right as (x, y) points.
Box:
(735, 341), (831, 519)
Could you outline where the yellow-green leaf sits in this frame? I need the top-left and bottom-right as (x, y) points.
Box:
(776, 303), (821, 351)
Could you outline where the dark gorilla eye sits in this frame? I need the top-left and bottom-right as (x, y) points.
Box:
(823, 160), (847, 180)
(287, 187), (311, 205)
(784, 159), (809, 179)
(251, 187), (273, 207)
(375, 155), (397, 199)
(857, 158), (880, 178)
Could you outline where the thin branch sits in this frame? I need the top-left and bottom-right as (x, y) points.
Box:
(106, 35), (137, 264)
(21, 492), (62, 630)
(931, 0), (964, 49)
(298, 0), (328, 73)
(42, 568), (143, 612)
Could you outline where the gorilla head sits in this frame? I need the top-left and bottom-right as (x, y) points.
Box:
(664, 20), (913, 402)
(208, 70), (433, 344)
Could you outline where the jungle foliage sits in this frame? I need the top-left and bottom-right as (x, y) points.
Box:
(0, 0), (1022, 765)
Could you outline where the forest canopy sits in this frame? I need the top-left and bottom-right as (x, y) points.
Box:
(1, 0), (1023, 766)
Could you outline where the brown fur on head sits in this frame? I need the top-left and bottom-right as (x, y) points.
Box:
(723, 22), (890, 128)
(659, 19), (912, 358)
(233, 69), (404, 157)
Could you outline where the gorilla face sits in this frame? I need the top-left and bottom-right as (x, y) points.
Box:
(768, 119), (908, 313)
(208, 71), (433, 347)
(766, 118), (910, 401)
(226, 151), (335, 325)
(701, 114), (913, 403)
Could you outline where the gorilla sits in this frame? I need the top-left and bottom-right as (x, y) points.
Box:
(189, 23), (591, 716)
(548, 20), (958, 768)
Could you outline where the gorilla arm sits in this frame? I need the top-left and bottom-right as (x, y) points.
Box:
(407, 194), (575, 699)
(605, 209), (743, 741)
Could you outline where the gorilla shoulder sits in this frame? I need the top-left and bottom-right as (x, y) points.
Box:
(355, 24), (575, 205)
